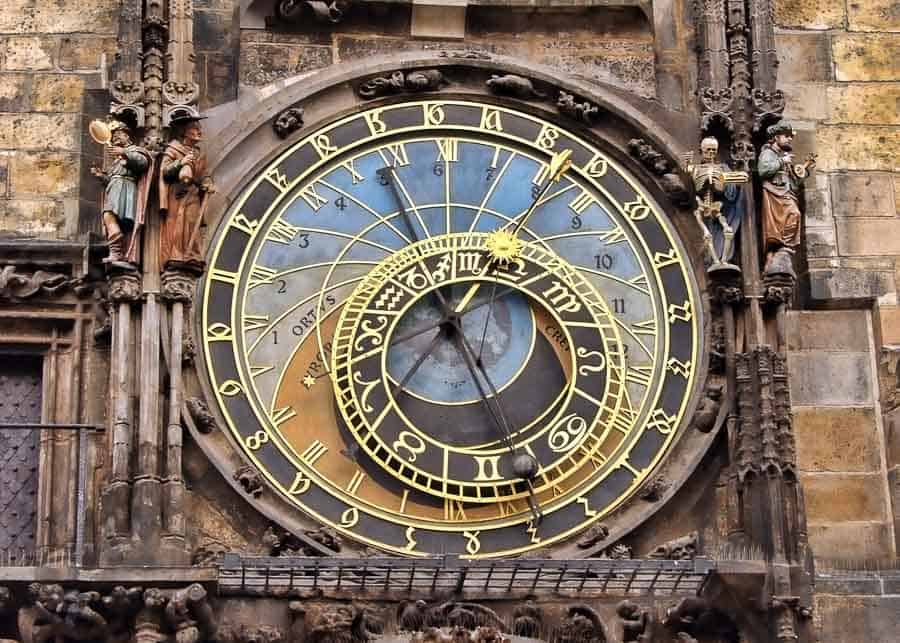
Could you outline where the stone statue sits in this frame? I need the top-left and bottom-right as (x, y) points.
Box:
(159, 114), (215, 272)
(90, 120), (152, 269)
(683, 136), (747, 270)
(758, 122), (816, 272)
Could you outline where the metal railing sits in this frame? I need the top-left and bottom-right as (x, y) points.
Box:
(219, 554), (715, 597)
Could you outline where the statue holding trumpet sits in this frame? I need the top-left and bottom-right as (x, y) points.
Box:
(159, 113), (215, 272)
(89, 119), (153, 268)
(683, 136), (748, 271)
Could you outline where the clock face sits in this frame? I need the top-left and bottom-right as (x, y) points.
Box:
(199, 99), (701, 557)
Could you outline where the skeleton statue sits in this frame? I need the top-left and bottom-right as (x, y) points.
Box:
(90, 120), (153, 268)
(683, 136), (747, 269)
(758, 122), (816, 272)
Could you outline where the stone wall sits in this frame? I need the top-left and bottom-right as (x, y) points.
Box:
(787, 310), (896, 559)
(777, 1), (900, 560)
(237, 4), (660, 101)
(0, 0), (118, 239)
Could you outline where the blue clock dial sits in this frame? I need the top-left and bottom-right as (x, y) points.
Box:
(200, 100), (701, 558)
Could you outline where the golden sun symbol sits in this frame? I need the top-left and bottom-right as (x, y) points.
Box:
(485, 229), (523, 266)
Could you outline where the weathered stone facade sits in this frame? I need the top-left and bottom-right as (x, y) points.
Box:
(0, 0), (898, 641)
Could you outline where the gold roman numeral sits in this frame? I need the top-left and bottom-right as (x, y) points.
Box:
(341, 160), (364, 184)
(598, 226), (627, 245)
(569, 190), (594, 214)
(625, 365), (653, 387)
(445, 498), (468, 521)
(243, 314), (269, 332)
(300, 440), (328, 467)
(384, 143), (410, 167)
(248, 265), (278, 289)
(299, 183), (328, 211)
(435, 138), (458, 162)
(266, 217), (300, 245)
(270, 406), (296, 427)
(346, 470), (366, 495)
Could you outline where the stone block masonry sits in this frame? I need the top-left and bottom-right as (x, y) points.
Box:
(0, 0), (117, 239)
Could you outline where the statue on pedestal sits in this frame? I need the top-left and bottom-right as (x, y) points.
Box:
(683, 136), (747, 271)
(89, 120), (153, 269)
(159, 114), (215, 273)
(758, 122), (816, 273)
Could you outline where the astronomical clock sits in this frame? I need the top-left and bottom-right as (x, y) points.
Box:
(198, 96), (703, 558)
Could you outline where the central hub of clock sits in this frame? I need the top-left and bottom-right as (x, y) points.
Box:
(385, 285), (537, 407)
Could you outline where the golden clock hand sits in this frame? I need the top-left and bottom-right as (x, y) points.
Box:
(510, 149), (572, 236)
(455, 281), (483, 314)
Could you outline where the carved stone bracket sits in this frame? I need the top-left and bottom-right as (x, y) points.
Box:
(186, 396), (217, 434)
(649, 531), (698, 560)
(0, 265), (70, 301)
(616, 599), (652, 642)
(639, 476), (669, 502)
(699, 87), (735, 134)
(234, 464), (264, 498)
(108, 270), (142, 302)
(752, 88), (786, 134)
(693, 383), (723, 432)
(357, 70), (448, 100)
(485, 74), (546, 99)
(13, 582), (216, 643)
(576, 523), (609, 549)
(627, 138), (672, 175)
(438, 50), (492, 60)
(162, 80), (201, 108)
(161, 267), (197, 303)
(275, 0), (352, 24)
(273, 105), (305, 139)
(557, 91), (599, 123)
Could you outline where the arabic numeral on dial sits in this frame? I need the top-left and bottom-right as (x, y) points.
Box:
(595, 253), (613, 270)
(531, 184), (541, 199)
(273, 330), (278, 345)
(378, 172), (389, 186)
(245, 430), (270, 451)
(613, 298), (626, 314)
(485, 167), (495, 182)
(297, 233), (310, 248)
(433, 161), (444, 176)
(571, 214), (582, 230)
(335, 195), (347, 211)
(277, 279), (287, 294)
